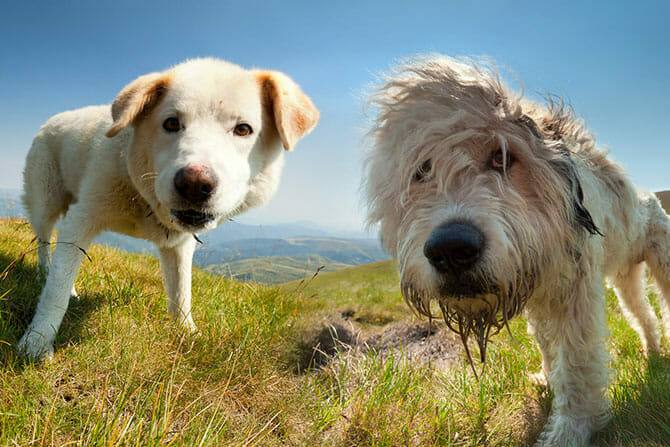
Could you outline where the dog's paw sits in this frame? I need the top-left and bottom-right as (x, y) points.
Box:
(535, 422), (589, 446)
(528, 370), (548, 388)
(535, 413), (608, 447)
(179, 317), (199, 335)
(17, 327), (55, 361)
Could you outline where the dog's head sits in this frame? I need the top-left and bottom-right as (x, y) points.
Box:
(365, 56), (601, 354)
(106, 58), (319, 232)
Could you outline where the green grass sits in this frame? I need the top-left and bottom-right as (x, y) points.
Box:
(0, 218), (669, 446)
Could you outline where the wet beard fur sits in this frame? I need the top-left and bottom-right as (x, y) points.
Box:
(401, 274), (535, 378)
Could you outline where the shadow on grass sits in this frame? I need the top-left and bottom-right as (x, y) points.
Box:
(519, 389), (552, 446)
(517, 355), (670, 446)
(593, 354), (670, 446)
(0, 251), (104, 370)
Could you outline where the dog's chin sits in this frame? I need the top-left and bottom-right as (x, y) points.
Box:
(438, 282), (487, 299)
(435, 281), (501, 318)
(170, 209), (218, 231)
(439, 292), (501, 319)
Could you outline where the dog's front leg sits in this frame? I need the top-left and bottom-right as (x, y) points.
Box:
(159, 237), (197, 333)
(18, 205), (97, 360)
(535, 277), (611, 447)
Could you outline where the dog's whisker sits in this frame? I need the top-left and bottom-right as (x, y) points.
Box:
(140, 172), (159, 180)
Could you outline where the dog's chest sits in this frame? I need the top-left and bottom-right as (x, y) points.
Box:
(116, 214), (188, 249)
(100, 191), (186, 248)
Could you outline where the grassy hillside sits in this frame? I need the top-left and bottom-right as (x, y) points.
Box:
(204, 255), (351, 284)
(0, 218), (669, 446)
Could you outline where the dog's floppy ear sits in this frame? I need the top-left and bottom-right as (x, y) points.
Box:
(106, 72), (171, 138)
(549, 152), (603, 236)
(255, 70), (319, 150)
(518, 110), (602, 236)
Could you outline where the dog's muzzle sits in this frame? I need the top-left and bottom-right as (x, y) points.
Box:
(170, 163), (219, 229)
(171, 209), (216, 229)
(424, 221), (487, 297)
(174, 164), (217, 206)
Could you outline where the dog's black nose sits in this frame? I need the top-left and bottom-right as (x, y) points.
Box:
(423, 221), (484, 273)
(174, 164), (217, 204)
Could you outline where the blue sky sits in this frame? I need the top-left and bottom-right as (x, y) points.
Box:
(1, 1), (668, 231)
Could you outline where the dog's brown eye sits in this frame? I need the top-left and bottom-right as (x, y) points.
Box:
(491, 148), (513, 171)
(233, 123), (253, 137)
(413, 159), (432, 183)
(162, 117), (181, 133)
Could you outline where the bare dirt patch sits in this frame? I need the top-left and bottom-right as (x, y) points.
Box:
(294, 309), (462, 372)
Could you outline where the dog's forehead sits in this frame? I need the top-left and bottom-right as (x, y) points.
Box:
(399, 125), (492, 162)
(166, 60), (262, 117)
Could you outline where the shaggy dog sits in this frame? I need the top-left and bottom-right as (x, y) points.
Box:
(18, 58), (319, 360)
(364, 55), (669, 446)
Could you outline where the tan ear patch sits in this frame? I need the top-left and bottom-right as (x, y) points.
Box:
(106, 72), (172, 138)
(256, 71), (319, 150)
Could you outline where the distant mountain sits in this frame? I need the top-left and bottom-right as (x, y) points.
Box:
(0, 189), (23, 218)
(198, 220), (331, 244)
(205, 255), (351, 284)
(194, 237), (385, 266)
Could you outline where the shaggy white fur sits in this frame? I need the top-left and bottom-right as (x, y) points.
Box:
(364, 55), (670, 446)
(18, 58), (319, 360)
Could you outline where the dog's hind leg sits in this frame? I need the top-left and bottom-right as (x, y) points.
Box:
(22, 135), (70, 275)
(612, 262), (661, 354)
(17, 203), (98, 360)
(644, 199), (670, 345)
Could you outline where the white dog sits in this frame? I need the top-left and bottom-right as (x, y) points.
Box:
(364, 55), (670, 446)
(18, 58), (319, 360)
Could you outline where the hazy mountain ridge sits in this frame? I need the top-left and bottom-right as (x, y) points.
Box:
(194, 236), (385, 266)
(205, 255), (351, 284)
(0, 189), (23, 218)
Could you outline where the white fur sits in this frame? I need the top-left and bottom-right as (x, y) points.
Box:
(364, 55), (670, 446)
(18, 58), (318, 360)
